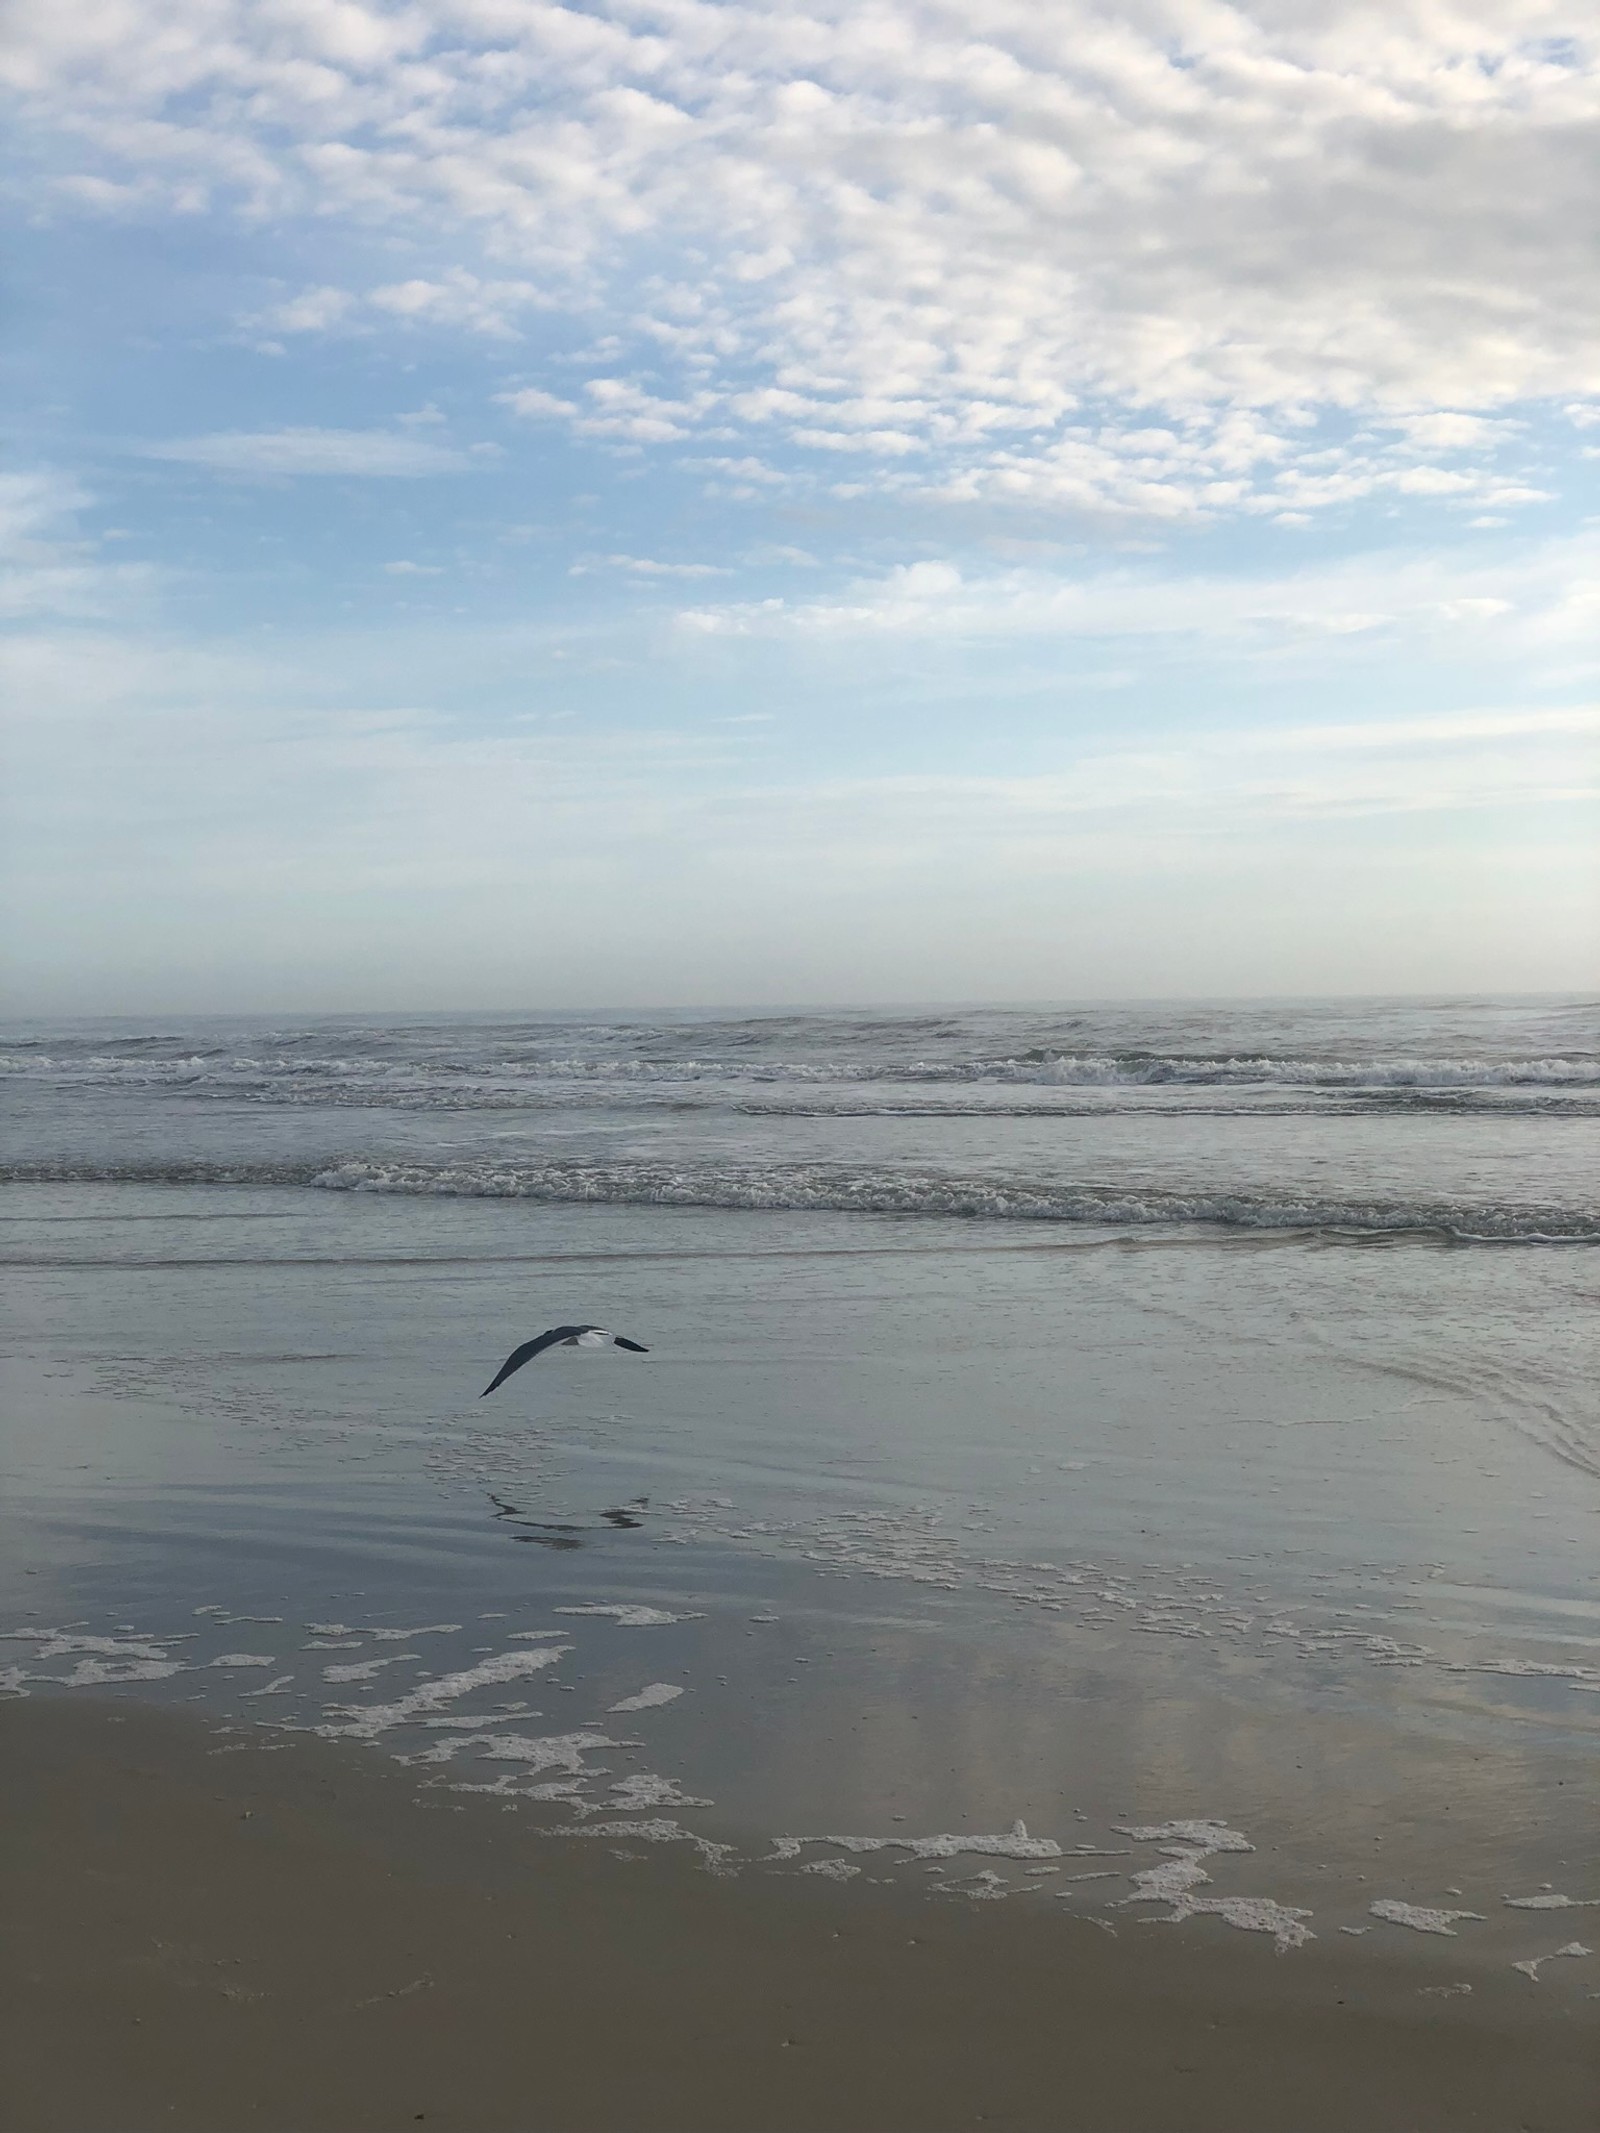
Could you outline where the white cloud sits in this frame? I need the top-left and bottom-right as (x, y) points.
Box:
(4, 632), (1585, 848)
(0, 469), (153, 619)
(138, 427), (479, 476)
(763, 711), (1598, 829)
(1215, 704), (1600, 758)
(1394, 412), (1517, 454)
(498, 387), (578, 419)
(258, 283), (355, 334)
(0, 469), (88, 549)
(367, 269), (543, 337)
(10, 1), (1595, 518)
(570, 553), (729, 577)
(675, 534), (1600, 652)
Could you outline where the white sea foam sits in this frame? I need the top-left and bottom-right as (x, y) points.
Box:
(1116, 1820), (1254, 1853)
(18, 1146), (1587, 1239)
(553, 1604), (703, 1627)
(608, 1682), (683, 1712)
(676, 1495), (1577, 1696)
(606, 1774), (712, 1812)
(322, 1654), (419, 1683)
(8, 1045), (1593, 1093)
(422, 1712), (533, 1728)
(1447, 1658), (1600, 1688)
(1114, 1817), (1310, 1949)
(557, 1816), (685, 1842)
(1124, 1855), (1215, 1905)
(15, 1632), (188, 1688)
(554, 1818), (737, 1872)
(941, 1870), (1013, 1900)
(1369, 1900), (1487, 1936)
(1504, 1892), (1595, 1910)
(243, 1674), (295, 1696)
(407, 1728), (625, 1773)
(899, 1824), (1062, 1860)
(772, 1819), (1060, 1864)
(34, 1632), (173, 1661)
(62, 1654), (187, 1686)
(302, 1159), (1593, 1243)
(209, 1653), (277, 1667)
(1121, 1854), (1313, 1949)
(1173, 1897), (1315, 1952)
(1513, 1943), (1592, 1981)
(319, 1645), (569, 1740)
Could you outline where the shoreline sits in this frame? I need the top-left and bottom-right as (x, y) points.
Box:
(3, 1696), (1594, 2133)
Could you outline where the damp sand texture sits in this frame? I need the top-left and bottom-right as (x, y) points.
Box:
(3, 1700), (1597, 2133)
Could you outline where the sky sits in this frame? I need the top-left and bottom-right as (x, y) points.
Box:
(2, 0), (1597, 1013)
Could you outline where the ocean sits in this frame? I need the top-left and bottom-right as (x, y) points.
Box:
(3, 996), (1597, 1975)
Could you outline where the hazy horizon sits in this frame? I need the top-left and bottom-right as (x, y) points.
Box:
(3, 988), (1592, 1031)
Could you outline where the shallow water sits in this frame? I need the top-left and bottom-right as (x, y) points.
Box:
(2, 1000), (1597, 1984)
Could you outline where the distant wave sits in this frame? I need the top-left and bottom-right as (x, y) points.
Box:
(2, 1050), (1597, 1093)
(4, 1156), (1593, 1242)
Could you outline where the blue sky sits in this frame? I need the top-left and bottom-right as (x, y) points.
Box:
(3, 0), (1597, 1010)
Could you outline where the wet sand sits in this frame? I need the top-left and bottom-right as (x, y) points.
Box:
(3, 1699), (1593, 2133)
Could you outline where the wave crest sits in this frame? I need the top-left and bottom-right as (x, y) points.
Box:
(2, 1048), (1596, 1095)
(4, 1156), (1591, 1243)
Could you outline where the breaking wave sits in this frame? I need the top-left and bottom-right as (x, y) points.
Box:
(3, 1155), (1593, 1242)
(2, 1049), (1597, 1097)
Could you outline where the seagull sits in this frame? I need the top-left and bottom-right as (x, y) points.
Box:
(480, 1324), (649, 1397)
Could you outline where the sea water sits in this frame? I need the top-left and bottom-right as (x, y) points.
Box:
(3, 998), (1597, 1977)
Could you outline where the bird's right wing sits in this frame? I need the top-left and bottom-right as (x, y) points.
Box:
(481, 1327), (583, 1396)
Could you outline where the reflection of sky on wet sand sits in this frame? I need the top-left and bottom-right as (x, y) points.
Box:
(2, 1186), (1597, 1983)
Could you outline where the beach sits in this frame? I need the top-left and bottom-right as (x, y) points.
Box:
(2, 1000), (1597, 2129)
(6, 1695), (1596, 2133)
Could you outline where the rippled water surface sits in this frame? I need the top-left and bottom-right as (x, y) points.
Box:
(5, 995), (1598, 1238)
(3, 998), (1597, 1983)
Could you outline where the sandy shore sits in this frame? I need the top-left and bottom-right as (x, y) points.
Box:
(2, 1698), (1593, 2133)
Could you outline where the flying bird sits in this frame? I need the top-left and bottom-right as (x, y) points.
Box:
(481, 1324), (649, 1397)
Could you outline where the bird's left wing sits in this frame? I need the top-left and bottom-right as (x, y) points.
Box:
(480, 1326), (588, 1397)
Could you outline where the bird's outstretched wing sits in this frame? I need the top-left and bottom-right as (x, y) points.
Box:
(481, 1325), (592, 1396)
(480, 1325), (649, 1395)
